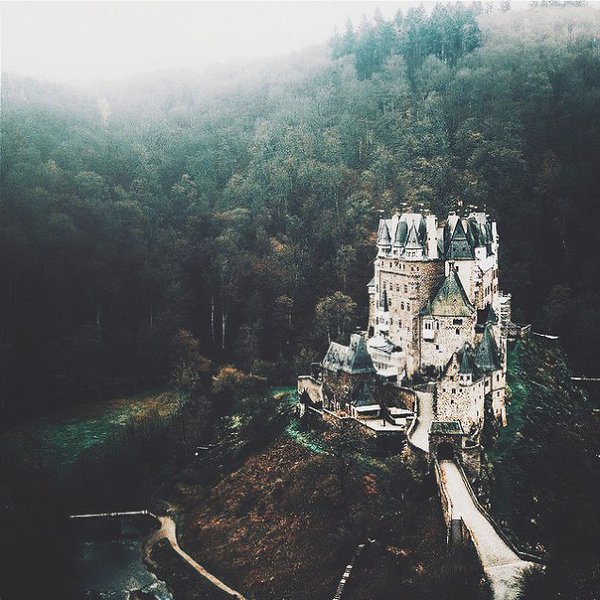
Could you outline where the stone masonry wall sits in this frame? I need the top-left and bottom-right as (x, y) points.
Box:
(376, 257), (445, 375)
(420, 314), (476, 371)
(436, 357), (485, 435)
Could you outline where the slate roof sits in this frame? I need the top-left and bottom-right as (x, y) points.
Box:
(476, 304), (498, 329)
(351, 381), (377, 407)
(424, 269), (474, 317)
(441, 214), (494, 260)
(393, 220), (408, 246)
(445, 218), (475, 259)
(378, 214), (427, 252)
(459, 344), (477, 374)
(455, 343), (483, 379)
(322, 334), (376, 375)
(377, 220), (391, 246)
(367, 334), (402, 355)
(474, 324), (502, 372)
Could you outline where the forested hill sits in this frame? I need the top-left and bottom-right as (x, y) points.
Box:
(2, 4), (600, 409)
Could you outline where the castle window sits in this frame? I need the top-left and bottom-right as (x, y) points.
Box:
(396, 284), (400, 292)
(407, 303), (411, 311)
(453, 319), (463, 325)
(456, 328), (460, 335)
(456, 265), (459, 272)
(383, 282), (387, 290)
(436, 344), (440, 351)
(404, 285), (408, 293)
(436, 322), (440, 330)
(401, 302), (405, 310)
(452, 388), (456, 394)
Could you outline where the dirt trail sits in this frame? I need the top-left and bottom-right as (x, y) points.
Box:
(146, 515), (246, 599)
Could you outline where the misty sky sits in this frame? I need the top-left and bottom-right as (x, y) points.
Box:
(0, 1), (431, 86)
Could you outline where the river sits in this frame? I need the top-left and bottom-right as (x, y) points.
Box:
(71, 516), (173, 600)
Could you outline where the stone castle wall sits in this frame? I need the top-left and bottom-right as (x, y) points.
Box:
(374, 257), (444, 375)
(420, 314), (476, 371)
(436, 358), (485, 435)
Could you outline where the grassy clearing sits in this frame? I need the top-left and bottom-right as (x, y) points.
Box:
(0, 390), (178, 473)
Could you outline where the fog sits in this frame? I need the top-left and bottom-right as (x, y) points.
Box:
(0, 1), (423, 86)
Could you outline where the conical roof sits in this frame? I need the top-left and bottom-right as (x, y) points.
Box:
(446, 219), (475, 259)
(405, 223), (422, 249)
(458, 344), (476, 374)
(394, 220), (408, 246)
(377, 220), (391, 245)
(474, 325), (501, 372)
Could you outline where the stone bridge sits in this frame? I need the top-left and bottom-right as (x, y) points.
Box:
(408, 411), (541, 599)
(434, 459), (537, 600)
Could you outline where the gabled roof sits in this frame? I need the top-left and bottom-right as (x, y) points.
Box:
(428, 269), (474, 316)
(322, 334), (376, 375)
(474, 325), (502, 372)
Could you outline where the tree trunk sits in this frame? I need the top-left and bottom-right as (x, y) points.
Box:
(221, 310), (227, 350)
(210, 295), (216, 345)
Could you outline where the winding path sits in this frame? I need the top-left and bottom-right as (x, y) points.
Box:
(408, 389), (434, 453)
(146, 515), (246, 599)
(438, 460), (535, 600)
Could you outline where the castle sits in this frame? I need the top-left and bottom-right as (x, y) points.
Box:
(298, 210), (512, 459)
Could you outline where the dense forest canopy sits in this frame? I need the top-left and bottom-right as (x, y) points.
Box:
(2, 3), (600, 409)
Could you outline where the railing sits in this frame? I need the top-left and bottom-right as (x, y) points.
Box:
(69, 509), (158, 519)
(332, 542), (367, 600)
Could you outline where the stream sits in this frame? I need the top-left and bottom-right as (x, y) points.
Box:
(71, 515), (173, 600)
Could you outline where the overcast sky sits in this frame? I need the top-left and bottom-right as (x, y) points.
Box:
(0, 1), (435, 86)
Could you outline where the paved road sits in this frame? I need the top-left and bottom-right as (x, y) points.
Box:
(408, 390), (434, 452)
(438, 460), (535, 600)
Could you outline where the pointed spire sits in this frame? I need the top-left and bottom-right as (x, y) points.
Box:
(377, 220), (391, 246)
(446, 218), (474, 259)
(394, 220), (408, 246)
(474, 324), (501, 372)
(458, 344), (474, 374)
(405, 223), (421, 249)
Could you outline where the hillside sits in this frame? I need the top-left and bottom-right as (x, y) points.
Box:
(167, 429), (489, 600)
(488, 336), (600, 599)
